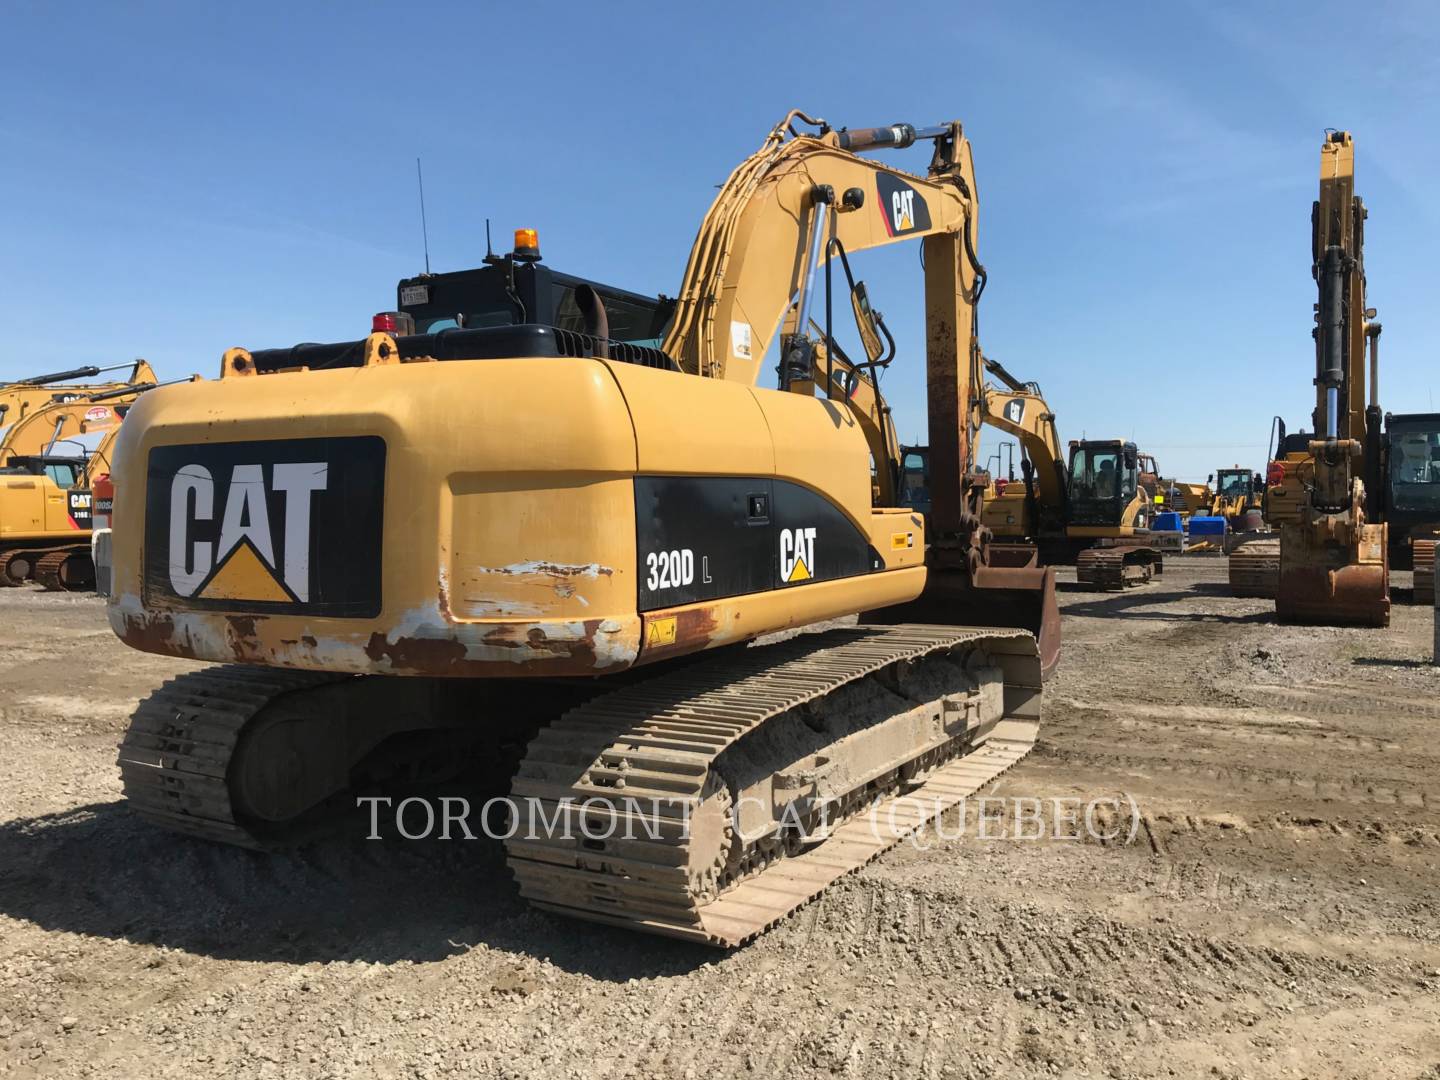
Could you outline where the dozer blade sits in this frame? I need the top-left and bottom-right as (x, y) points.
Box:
(1276, 526), (1390, 627)
(865, 544), (1060, 680)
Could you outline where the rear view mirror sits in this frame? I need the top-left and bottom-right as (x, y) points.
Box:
(850, 281), (885, 365)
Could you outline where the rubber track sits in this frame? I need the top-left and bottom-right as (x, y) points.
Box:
(1229, 539), (1280, 599)
(1414, 540), (1435, 606)
(117, 666), (346, 849)
(1076, 546), (1158, 591)
(505, 624), (1041, 947)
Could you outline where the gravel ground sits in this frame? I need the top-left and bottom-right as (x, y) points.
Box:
(1, 560), (1438, 1079)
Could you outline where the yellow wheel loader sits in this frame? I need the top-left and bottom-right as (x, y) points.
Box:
(107, 113), (1056, 947)
(1208, 467), (1262, 524)
(1273, 131), (1388, 626)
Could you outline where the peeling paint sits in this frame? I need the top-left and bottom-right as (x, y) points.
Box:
(109, 591), (640, 676)
(446, 559), (609, 620)
(458, 597), (545, 618)
(471, 561), (613, 579)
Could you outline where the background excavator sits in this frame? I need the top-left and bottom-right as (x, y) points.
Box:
(0, 360), (154, 434)
(0, 375), (183, 588)
(905, 362), (1163, 589)
(1067, 440), (1165, 587)
(1273, 131), (1388, 626)
(1234, 415), (1440, 605)
(107, 112), (1054, 947)
(1230, 417), (1309, 597)
(1228, 134), (1391, 620)
(1377, 411), (1440, 603)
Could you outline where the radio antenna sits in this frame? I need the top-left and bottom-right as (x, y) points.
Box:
(416, 157), (431, 274)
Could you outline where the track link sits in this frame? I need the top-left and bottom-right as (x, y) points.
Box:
(1228, 539), (1280, 598)
(117, 666), (345, 849)
(1076, 545), (1162, 591)
(34, 548), (94, 592)
(506, 624), (1041, 947)
(1414, 540), (1435, 606)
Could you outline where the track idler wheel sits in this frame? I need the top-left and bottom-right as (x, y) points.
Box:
(1, 550), (36, 586)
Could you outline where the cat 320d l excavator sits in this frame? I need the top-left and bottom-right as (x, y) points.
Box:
(108, 112), (1056, 947)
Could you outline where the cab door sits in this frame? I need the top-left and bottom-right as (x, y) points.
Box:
(41, 463), (80, 533)
(0, 476), (46, 536)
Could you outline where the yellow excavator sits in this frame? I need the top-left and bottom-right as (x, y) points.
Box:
(0, 374), (180, 588)
(1230, 419), (1309, 597)
(1271, 131), (1388, 626)
(975, 359), (1067, 545)
(107, 112), (1056, 947)
(909, 364), (1162, 589)
(0, 361), (155, 433)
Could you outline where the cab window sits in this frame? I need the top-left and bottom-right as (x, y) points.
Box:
(44, 463), (77, 487)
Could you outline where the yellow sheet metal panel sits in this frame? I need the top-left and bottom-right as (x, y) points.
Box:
(443, 476), (636, 623)
(872, 506), (925, 570)
(605, 362), (773, 476)
(750, 385), (872, 524)
(107, 359), (645, 677)
(0, 478), (46, 535)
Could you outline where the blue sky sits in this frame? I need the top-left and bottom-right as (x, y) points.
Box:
(2, 1), (1437, 480)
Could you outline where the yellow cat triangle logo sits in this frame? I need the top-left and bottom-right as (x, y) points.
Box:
(198, 538), (296, 603)
(785, 554), (812, 583)
(897, 211), (913, 230)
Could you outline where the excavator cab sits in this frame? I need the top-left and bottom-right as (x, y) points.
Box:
(1382, 413), (1440, 557)
(898, 445), (931, 520)
(1382, 413), (1440, 599)
(1066, 440), (1145, 529)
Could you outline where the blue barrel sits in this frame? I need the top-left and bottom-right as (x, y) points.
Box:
(1188, 515), (1228, 537)
(1152, 511), (1183, 533)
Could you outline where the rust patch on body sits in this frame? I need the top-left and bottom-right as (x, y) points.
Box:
(364, 632), (469, 671)
(636, 606), (722, 665)
(481, 562), (613, 578)
(224, 615), (262, 661)
(119, 612), (199, 660)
